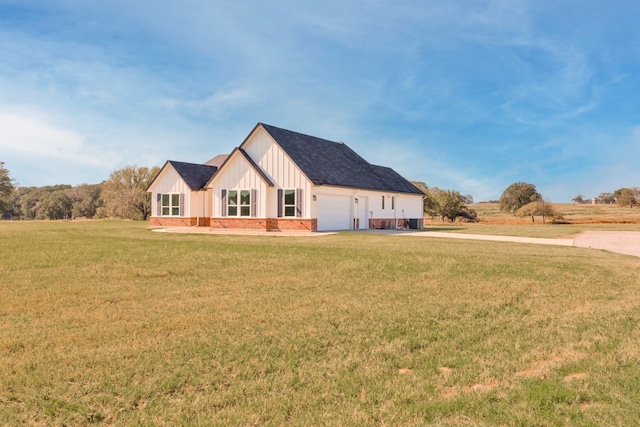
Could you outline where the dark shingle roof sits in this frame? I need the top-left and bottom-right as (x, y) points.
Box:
(168, 161), (218, 190)
(259, 123), (423, 195)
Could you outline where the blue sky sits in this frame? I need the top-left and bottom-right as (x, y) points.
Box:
(1, 0), (639, 202)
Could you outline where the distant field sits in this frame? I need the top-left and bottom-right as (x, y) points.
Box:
(2, 221), (640, 425)
(424, 203), (640, 238)
(474, 202), (640, 224)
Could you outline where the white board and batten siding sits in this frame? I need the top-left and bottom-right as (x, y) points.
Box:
(314, 187), (423, 231)
(312, 187), (361, 231)
(242, 127), (313, 218)
(209, 151), (269, 217)
(151, 166), (193, 217)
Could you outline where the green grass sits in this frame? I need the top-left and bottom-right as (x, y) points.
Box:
(2, 220), (640, 425)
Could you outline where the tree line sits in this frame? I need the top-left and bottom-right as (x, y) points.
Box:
(0, 162), (159, 221)
(3, 160), (637, 223)
(573, 188), (640, 207)
(410, 180), (558, 223)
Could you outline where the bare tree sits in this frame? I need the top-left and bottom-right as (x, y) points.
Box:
(597, 192), (616, 204)
(616, 188), (639, 208)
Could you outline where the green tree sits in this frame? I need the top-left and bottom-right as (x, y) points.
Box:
(516, 200), (558, 223)
(0, 162), (16, 217)
(66, 184), (103, 218)
(411, 182), (475, 222)
(16, 187), (39, 219)
(499, 182), (541, 214)
(101, 165), (160, 220)
(434, 189), (467, 222)
(39, 189), (72, 220)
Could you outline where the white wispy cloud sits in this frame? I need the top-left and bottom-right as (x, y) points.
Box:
(0, 111), (106, 166)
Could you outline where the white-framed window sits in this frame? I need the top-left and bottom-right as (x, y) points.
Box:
(382, 195), (385, 209)
(278, 188), (303, 217)
(392, 196), (395, 210)
(284, 189), (296, 217)
(157, 193), (183, 216)
(222, 189), (255, 217)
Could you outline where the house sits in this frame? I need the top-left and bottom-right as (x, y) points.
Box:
(147, 160), (221, 227)
(147, 123), (424, 231)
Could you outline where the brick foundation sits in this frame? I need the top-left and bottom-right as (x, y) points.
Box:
(210, 218), (269, 230)
(150, 217), (210, 227)
(266, 218), (318, 231)
(151, 217), (421, 231)
(209, 218), (318, 231)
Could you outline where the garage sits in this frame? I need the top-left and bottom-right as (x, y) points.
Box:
(316, 195), (352, 231)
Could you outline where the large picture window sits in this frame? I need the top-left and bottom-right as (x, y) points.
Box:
(226, 190), (252, 217)
(158, 193), (182, 216)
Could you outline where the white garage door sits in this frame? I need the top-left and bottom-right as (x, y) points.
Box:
(317, 195), (351, 231)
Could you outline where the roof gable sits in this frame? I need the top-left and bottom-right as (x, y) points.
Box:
(168, 161), (218, 190)
(259, 123), (423, 195)
(205, 147), (275, 187)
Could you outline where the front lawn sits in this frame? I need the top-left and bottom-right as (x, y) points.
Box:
(1, 221), (639, 425)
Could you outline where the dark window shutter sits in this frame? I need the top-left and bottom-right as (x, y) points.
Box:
(296, 188), (303, 217)
(179, 193), (184, 217)
(221, 190), (227, 217)
(277, 189), (283, 218)
(250, 189), (257, 217)
(156, 193), (161, 216)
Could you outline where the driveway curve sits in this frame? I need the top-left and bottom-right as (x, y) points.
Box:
(153, 227), (640, 258)
(380, 230), (640, 258)
(572, 231), (640, 257)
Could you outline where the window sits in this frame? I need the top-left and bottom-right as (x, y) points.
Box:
(228, 190), (238, 216)
(158, 193), (182, 216)
(226, 190), (252, 217)
(392, 196), (395, 210)
(284, 189), (296, 217)
(382, 195), (385, 209)
(278, 188), (303, 217)
(240, 190), (251, 216)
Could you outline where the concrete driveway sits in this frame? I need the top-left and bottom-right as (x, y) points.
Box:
(386, 230), (640, 258)
(572, 231), (640, 257)
(153, 227), (640, 257)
